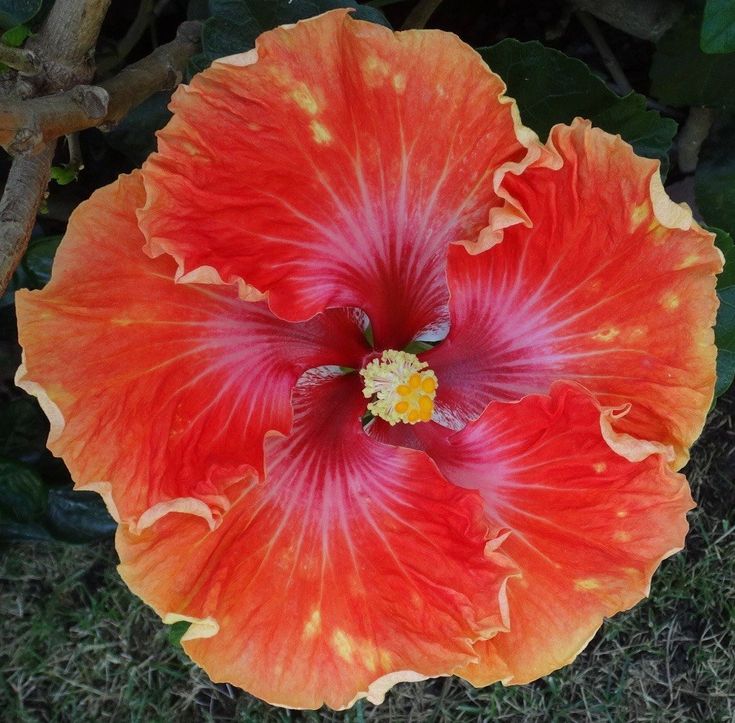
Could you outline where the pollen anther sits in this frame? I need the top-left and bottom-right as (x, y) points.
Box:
(360, 349), (438, 426)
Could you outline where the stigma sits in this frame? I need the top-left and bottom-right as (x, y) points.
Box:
(360, 350), (438, 425)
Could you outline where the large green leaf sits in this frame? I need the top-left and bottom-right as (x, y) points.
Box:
(696, 116), (735, 238)
(710, 227), (735, 398)
(105, 92), (172, 167)
(45, 489), (116, 543)
(0, 0), (41, 29)
(479, 40), (677, 169)
(21, 234), (61, 289)
(0, 460), (46, 523)
(651, 12), (735, 107)
(195, 0), (389, 68)
(715, 287), (735, 398)
(701, 0), (735, 54)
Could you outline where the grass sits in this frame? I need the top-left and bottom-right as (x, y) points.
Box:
(1, 391), (733, 722)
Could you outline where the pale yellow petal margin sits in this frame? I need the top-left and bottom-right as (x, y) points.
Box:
(462, 82), (542, 255)
(343, 671), (429, 709)
(161, 612), (220, 642)
(16, 355), (121, 523)
(15, 355), (64, 445)
(132, 497), (220, 534)
(600, 405), (676, 464)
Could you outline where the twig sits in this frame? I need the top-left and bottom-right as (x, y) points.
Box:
(402, 0), (444, 29)
(0, 22), (202, 153)
(97, 0), (155, 76)
(100, 21), (201, 127)
(0, 45), (39, 74)
(0, 143), (56, 292)
(0, 85), (109, 153)
(66, 132), (83, 172)
(571, 0), (683, 42)
(678, 107), (713, 174)
(576, 10), (633, 95)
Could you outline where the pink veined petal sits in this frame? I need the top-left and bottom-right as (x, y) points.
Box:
(138, 9), (536, 350)
(15, 172), (369, 528)
(425, 120), (721, 465)
(117, 372), (515, 709)
(419, 382), (693, 685)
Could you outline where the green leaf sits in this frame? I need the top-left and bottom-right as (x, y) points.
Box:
(715, 287), (735, 397)
(0, 396), (48, 461)
(21, 234), (61, 288)
(479, 40), (677, 170)
(651, 12), (735, 108)
(0, 0), (41, 29)
(50, 165), (78, 186)
(167, 620), (192, 648)
(701, 0), (735, 54)
(198, 0), (390, 67)
(0, 520), (52, 541)
(696, 115), (735, 239)
(710, 226), (735, 398)
(45, 489), (116, 543)
(1, 23), (30, 46)
(0, 459), (46, 523)
(711, 225), (735, 290)
(105, 92), (172, 166)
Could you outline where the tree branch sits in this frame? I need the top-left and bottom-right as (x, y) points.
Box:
(0, 22), (202, 154)
(0, 143), (55, 292)
(402, 0), (444, 30)
(0, 0), (113, 296)
(576, 11), (633, 95)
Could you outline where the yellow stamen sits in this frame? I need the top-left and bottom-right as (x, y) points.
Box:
(360, 349), (438, 426)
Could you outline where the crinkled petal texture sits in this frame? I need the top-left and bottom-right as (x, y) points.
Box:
(426, 120), (721, 465)
(15, 173), (368, 528)
(139, 9), (535, 350)
(419, 383), (693, 685)
(117, 373), (514, 709)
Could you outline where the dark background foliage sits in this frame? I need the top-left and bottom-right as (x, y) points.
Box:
(0, 0), (733, 720)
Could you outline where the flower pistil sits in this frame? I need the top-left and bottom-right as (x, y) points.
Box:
(360, 349), (437, 425)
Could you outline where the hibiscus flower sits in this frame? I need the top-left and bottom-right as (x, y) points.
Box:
(15, 9), (721, 711)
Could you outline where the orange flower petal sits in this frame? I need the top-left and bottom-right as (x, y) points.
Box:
(117, 373), (514, 709)
(15, 173), (368, 527)
(425, 120), (721, 465)
(138, 9), (536, 350)
(422, 382), (693, 685)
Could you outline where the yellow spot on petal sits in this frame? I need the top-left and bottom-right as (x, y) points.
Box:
(332, 629), (354, 663)
(677, 253), (700, 269)
(303, 609), (321, 638)
(649, 224), (669, 245)
(362, 55), (391, 87)
(616, 510), (628, 518)
(310, 120), (332, 145)
(614, 530), (632, 543)
(630, 202), (649, 230)
(379, 649), (392, 668)
(392, 73), (406, 93)
(290, 84), (319, 115)
(574, 578), (601, 591)
(661, 291), (680, 310)
(628, 326), (647, 342)
(593, 462), (607, 474)
(593, 327), (620, 343)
